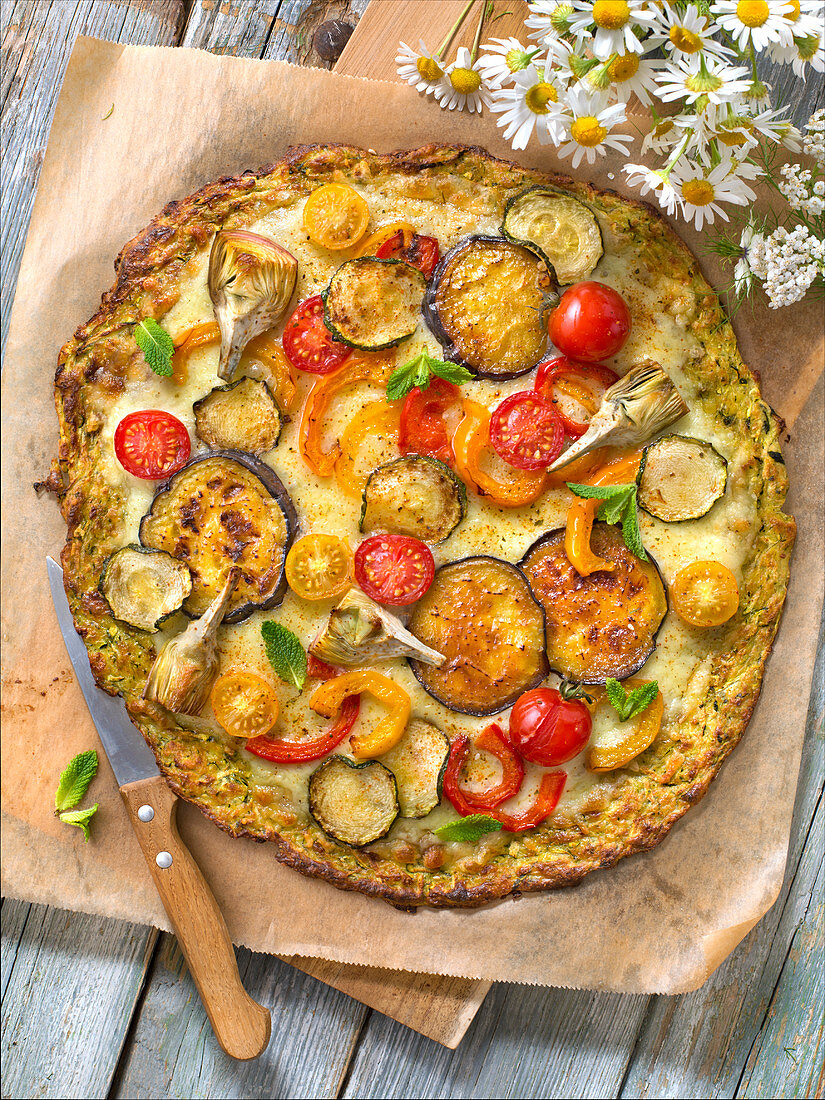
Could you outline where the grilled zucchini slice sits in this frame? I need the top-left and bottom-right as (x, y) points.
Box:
(99, 545), (191, 632)
(520, 524), (667, 684)
(379, 719), (450, 819)
(308, 756), (399, 846)
(360, 455), (466, 543)
(637, 435), (727, 522)
(502, 186), (603, 285)
(324, 257), (426, 349)
(408, 556), (548, 715)
(194, 378), (282, 455)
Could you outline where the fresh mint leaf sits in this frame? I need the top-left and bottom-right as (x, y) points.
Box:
(385, 350), (472, 400)
(566, 482), (633, 500)
(134, 318), (174, 377)
(605, 678), (659, 722)
(261, 621), (307, 690)
(435, 814), (502, 843)
(55, 749), (98, 813)
(59, 804), (99, 842)
(620, 497), (647, 560)
(567, 481), (648, 561)
(596, 485), (634, 526)
(429, 359), (473, 386)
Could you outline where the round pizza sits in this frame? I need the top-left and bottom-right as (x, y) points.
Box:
(46, 144), (795, 907)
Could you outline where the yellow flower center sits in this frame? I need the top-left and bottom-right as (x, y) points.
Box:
(450, 67), (481, 94)
(525, 82), (559, 114)
(593, 1), (631, 30)
(669, 26), (704, 52)
(607, 53), (640, 81)
(417, 56), (443, 81)
(785, 0), (801, 19)
(681, 179), (716, 206)
(571, 116), (608, 147)
(736, 1), (770, 28)
(717, 118), (754, 146)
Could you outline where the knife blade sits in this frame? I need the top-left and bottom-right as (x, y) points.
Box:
(46, 556), (271, 1060)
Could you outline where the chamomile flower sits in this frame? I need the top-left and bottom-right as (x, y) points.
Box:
(714, 106), (797, 151)
(585, 51), (662, 105)
(525, 1), (576, 45)
(712, 1), (795, 53)
(490, 66), (566, 149)
(478, 38), (542, 89)
(435, 47), (493, 113)
(568, 1), (659, 59)
(396, 40), (445, 95)
(779, 0), (825, 38)
(656, 53), (751, 107)
(622, 163), (682, 216)
(670, 158), (758, 230)
(650, 3), (733, 60)
(555, 89), (632, 167)
(770, 30), (825, 77)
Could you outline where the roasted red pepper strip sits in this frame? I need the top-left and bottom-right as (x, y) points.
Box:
(307, 654), (339, 681)
(245, 694), (360, 763)
(399, 378), (462, 466)
(493, 771), (567, 832)
(534, 356), (619, 439)
(443, 726), (525, 814)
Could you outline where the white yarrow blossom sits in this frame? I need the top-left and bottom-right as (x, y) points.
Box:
(712, 1), (795, 53)
(568, 1), (659, 60)
(622, 163), (681, 216)
(490, 66), (565, 149)
(434, 47), (492, 113)
(656, 52), (752, 106)
(555, 89), (632, 167)
(755, 225), (825, 307)
(396, 40), (444, 94)
(803, 108), (825, 163)
(477, 38), (542, 89)
(735, 222), (767, 296)
(670, 158), (758, 230)
(649, 3), (733, 60)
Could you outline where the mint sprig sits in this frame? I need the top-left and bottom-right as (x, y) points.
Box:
(262, 621), (307, 690)
(59, 804), (99, 842)
(55, 749), (98, 813)
(567, 482), (647, 560)
(134, 318), (174, 378)
(605, 678), (659, 722)
(435, 814), (502, 843)
(386, 350), (473, 401)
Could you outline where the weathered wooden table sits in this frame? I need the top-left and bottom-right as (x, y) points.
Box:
(2, 3), (822, 1097)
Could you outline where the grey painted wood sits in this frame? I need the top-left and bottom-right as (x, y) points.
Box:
(0, 0), (183, 357)
(110, 934), (367, 1100)
(0, 900), (158, 1100)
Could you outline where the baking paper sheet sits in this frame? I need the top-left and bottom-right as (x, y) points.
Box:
(2, 37), (822, 993)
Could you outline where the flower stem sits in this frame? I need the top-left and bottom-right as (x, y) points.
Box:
(437, 0), (476, 58)
(470, 0), (487, 63)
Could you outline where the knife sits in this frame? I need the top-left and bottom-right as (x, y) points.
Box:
(47, 557), (271, 1061)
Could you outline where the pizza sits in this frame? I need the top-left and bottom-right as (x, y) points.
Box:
(45, 144), (795, 907)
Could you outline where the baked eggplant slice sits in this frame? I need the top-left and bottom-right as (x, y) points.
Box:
(520, 524), (667, 684)
(637, 435), (727, 522)
(407, 556), (549, 715)
(99, 545), (192, 632)
(139, 451), (296, 624)
(308, 755), (399, 846)
(502, 186), (603, 285)
(359, 455), (466, 543)
(379, 719), (450, 819)
(324, 257), (426, 350)
(194, 377), (282, 455)
(423, 236), (558, 379)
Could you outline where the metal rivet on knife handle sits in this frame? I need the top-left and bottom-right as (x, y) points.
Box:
(138, 804), (155, 822)
(156, 851), (173, 868)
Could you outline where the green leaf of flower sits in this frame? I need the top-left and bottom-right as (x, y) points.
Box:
(434, 814), (502, 843)
(261, 621), (307, 690)
(134, 318), (174, 377)
(605, 678), (659, 722)
(54, 749), (98, 813)
(59, 804), (99, 842)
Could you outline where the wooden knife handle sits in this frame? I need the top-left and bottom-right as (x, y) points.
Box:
(120, 774), (271, 1060)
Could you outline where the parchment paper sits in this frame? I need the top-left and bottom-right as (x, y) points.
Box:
(2, 37), (822, 994)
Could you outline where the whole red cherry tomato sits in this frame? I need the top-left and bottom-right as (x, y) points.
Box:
(509, 687), (592, 766)
(114, 410), (190, 480)
(548, 282), (631, 363)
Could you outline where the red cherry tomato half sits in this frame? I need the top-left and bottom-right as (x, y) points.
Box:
(114, 410), (190, 480)
(509, 688), (592, 767)
(399, 378), (462, 466)
(548, 282), (631, 363)
(489, 391), (564, 470)
(534, 356), (619, 439)
(354, 534), (435, 606)
(376, 231), (440, 279)
(282, 295), (351, 375)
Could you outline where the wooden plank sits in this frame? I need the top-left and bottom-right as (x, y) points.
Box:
(0, 900), (158, 1100)
(261, 0), (370, 68)
(109, 934), (368, 1100)
(0, 0), (184, 357)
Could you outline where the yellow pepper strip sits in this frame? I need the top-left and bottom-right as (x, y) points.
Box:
(335, 401), (401, 497)
(299, 352), (396, 477)
(353, 222), (415, 257)
(309, 669), (411, 759)
(452, 399), (546, 508)
(564, 450), (645, 577)
(587, 680), (663, 772)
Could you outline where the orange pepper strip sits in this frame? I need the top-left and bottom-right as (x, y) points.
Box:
(353, 222), (415, 257)
(309, 669), (410, 759)
(334, 401), (401, 497)
(587, 680), (663, 772)
(299, 352), (395, 478)
(564, 450), (645, 577)
(172, 321), (221, 385)
(452, 399), (546, 508)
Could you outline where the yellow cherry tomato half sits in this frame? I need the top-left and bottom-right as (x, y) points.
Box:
(303, 183), (369, 251)
(285, 534), (353, 601)
(671, 560), (739, 628)
(210, 671), (279, 739)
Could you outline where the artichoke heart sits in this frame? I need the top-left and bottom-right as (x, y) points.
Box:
(311, 588), (445, 668)
(546, 361), (689, 472)
(143, 569), (237, 715)
(208, 230), (298, 381)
